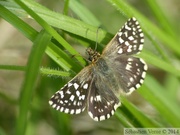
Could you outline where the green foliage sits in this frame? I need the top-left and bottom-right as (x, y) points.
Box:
(0, 0), (179, 135)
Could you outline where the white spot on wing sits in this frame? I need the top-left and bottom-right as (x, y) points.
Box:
(126, 64), (132, 71)
(88, 111), (94, 119)
(76, 91), (80, 96)
(80, 95), (85, 100)
(128, 36), (134, 40)
(142, 71), (146, 78)
(49, 101), (53, 105)
(64, 108), (69, 113)
(83, 83), (88, 89)
(59, 91), (64, 98)
(56, 106), (60, 110)
(140, 33), (144, 37)
(125, 24), (131, 30)
(90, 96), (93, 103)
(139, 44), (143, 51)
(70, 109), (74, 114)
(136, 83), (141, 89)
(60, 107), (64, 112)
(140, 79), (144, 84)
(100, 115), (106, 121)
(114, 102), (121, 109)
(68, 82), (73, 87)
(118, 48), (123, 54)
(73, 83), (79, 90)
(119, 37), (124, 44)
(127, 87), (136, 95)
(140, 39), (144, 43)
(70, 95), (75, 101)
(94, 117), (98, 121)
(52, 104), (56, 108)
(76, 109), (81, 114)
(66, 90), (71, 94)
(96, 95), (101, 101)
(130, 77), (134, 82)
(125, 41), (130, 46)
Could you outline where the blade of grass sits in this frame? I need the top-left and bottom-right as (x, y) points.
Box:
(16, 30), (51, 135)
(0, 65), (26, 71)
(139, 75), (180, 127)
(69, 0), (101, 26)
(14, 0), (85, 66)
(139, 51), (180, 77)
(40, 68), (71, 77)
(63, 0), (70, 15)
(120, 97), (162, 127)
(0, 1), (112, 45)
(115, 110), (134, 128)
(0, 3), (38, 41)
(0, 4), (82, 72)
(164, 74), (180, 100)
(146, 0), (178, 40)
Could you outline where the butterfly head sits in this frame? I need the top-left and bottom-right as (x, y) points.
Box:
(86, 47), (101, 63)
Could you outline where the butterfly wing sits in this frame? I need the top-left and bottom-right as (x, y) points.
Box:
(101, 17), (147, 94)
(102, 17), (144, 56)
(49, 67), (92, 114)
(112, 55), (147, 94)
(87, 76), (121, 121)
(49, 65), (121, 121)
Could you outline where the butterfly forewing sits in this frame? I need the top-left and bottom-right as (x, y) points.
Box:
(49, 77), (89, 114)
(103, 17), (144, 56)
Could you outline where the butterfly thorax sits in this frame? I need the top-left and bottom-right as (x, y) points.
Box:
(86, 47), (101, 63)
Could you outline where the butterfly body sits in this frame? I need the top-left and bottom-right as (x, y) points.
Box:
(49, 17), (147, 121)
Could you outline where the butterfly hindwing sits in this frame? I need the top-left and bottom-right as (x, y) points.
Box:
(113, 55), (147, 94)
(87, 77), (121, 121)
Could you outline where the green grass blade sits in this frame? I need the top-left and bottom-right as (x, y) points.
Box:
(139, 51), (180, 77)
(115, 109), (134, 128)
(0, 65), (25, 71)
(139, 75), (180, 127)
(1, 0), (112, 44)
(40, 68), (71, 77)
(121, 98), (162, 127)
(146, 0), (178, 40)
(16, 30), (51, 135)
(69, 0), (101, 26)
(0, 4), (38, 41)
(0, 3), (83, 72)
(14, 0), (85, 66)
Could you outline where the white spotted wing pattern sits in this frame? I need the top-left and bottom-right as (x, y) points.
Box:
(49, 17), (147, 121)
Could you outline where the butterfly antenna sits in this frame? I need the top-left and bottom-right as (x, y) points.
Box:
(94, 27), (101, 51)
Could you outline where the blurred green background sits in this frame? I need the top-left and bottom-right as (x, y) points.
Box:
(0, 0), (180, 135)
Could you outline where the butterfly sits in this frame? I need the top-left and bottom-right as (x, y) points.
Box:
(49, 17), (147, 121)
